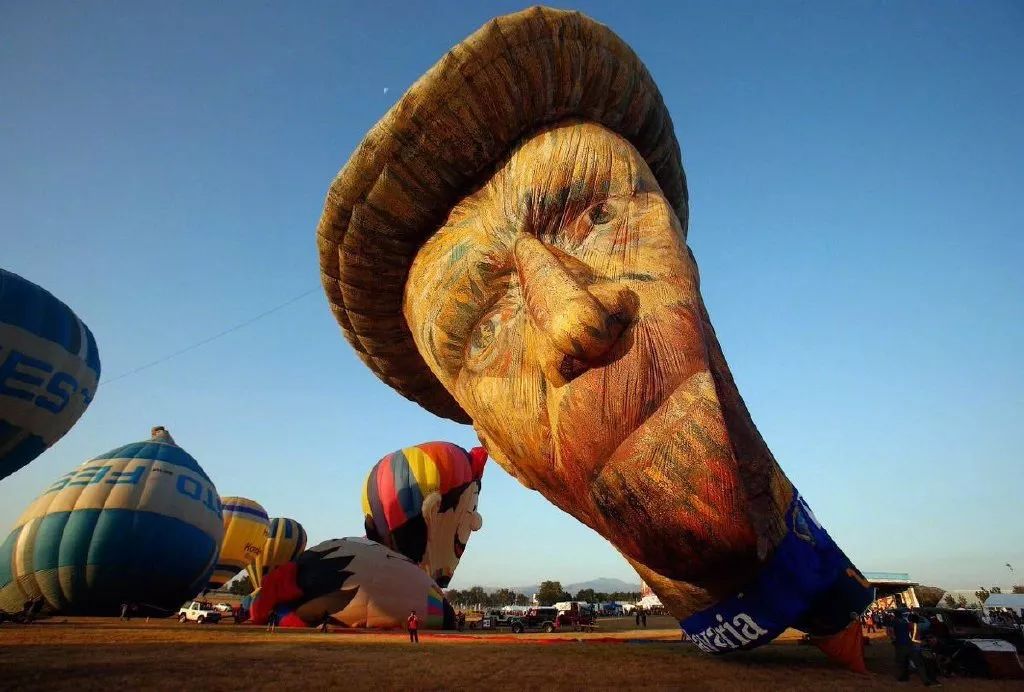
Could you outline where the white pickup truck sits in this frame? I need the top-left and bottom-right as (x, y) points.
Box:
(177, 601), (222, 624)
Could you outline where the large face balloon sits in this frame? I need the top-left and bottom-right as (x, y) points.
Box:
(0, 427), (222, 614)
(208, 497), (268, 590)
(317, 7), (873, 660)
(0, 268), (101, 481)
(362, 442), (485, 587)
(251, 538), (448, 629)
(246, 517), (307, 590)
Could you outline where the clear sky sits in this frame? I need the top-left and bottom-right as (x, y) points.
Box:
(2, 1), (1021, 591)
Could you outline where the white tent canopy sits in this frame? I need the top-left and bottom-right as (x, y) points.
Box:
(939, 590), (986, 608)
(984, 593), (1024, 615)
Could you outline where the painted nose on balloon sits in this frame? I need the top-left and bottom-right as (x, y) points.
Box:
(513, 235), (626, 368)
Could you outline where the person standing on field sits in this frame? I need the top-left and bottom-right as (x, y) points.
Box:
(407, 610), (420, 643)
(891, 609), (937, 685)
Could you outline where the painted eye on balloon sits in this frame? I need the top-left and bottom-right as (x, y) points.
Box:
(467, 310), (502, 363)
(587, 197), (627, 227)
(589, 202), (614, 225)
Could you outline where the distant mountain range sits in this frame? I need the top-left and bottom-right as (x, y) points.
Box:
(469, 577), (640, 596)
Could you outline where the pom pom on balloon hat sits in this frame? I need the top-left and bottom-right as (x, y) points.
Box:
(468, 446), (487, 481)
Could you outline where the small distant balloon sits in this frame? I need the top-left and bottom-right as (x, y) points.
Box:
(246, 517), (307, 591)
(208, 496), (268, 590)
(383, 87), (389, 95)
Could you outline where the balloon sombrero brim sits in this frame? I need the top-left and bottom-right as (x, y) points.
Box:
(317, 6), (687, 422)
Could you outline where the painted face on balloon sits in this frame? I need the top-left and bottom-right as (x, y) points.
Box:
(406, 121), (770, 587)
(422, 482), (483, 587)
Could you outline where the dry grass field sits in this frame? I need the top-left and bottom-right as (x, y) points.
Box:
(1, 617), (1019, 691)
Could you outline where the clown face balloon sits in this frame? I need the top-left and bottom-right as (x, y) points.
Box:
(362, 442), (485, 587)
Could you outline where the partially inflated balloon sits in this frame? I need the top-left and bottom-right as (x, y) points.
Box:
(0, 427), (222, 614)
(246, 517), (307, 590)
(250, 538), (449, 629)
(317, 8), (876, 670)
(362, 442), (485, 587)
(0, 268), (101, 481)
(208, 497), (268, 589)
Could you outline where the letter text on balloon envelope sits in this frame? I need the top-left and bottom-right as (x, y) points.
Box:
(41, 462), (221, 519)
(0, 347), (92, 413)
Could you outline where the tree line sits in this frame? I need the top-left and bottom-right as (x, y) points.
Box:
(446, 581), (641, 608)
(940, 585), (1024, 609)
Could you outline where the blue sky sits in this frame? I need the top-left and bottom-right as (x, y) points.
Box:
(2, 1), (1021, 591)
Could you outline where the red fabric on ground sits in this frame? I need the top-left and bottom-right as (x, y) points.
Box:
(812, 621), (868, 674)
(249, 562), (302, 625)
(278, 611), (308, 628)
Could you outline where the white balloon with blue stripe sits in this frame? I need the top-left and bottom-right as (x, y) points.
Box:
(0, 267), (101, 481)
(0, 427), (223, 615)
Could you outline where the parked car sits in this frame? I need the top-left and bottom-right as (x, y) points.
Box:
(916, 608), (1024, 680)
(556, 608), (598, 632)
(597, 602), (624, 617)
(511, 607), (559, 634)
(917, 608), (1023, 650)
(178, 601), (222, 624)
(480, 609), (519, 629)
(213, 603), (233, 613)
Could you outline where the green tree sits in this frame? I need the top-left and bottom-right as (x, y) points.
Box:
(493, 588), (518, 606)
(537, 581), (566, 606)
(466, 586), (488, 607)
(226, 577), (253, 596)
(1013, 585), (1024, 594)
(975, 587), (991, 604)
(956, 594), (969, 609)
(943, 594), (957, 608)
(989, 587), (1002, 595)
(575, 588), (596, 603)
(514, 592), (529, 606)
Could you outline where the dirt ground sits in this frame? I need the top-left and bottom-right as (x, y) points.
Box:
(1, 617), (1018, 691)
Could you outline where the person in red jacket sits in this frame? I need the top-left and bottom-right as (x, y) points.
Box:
(407, 610), (419, 643)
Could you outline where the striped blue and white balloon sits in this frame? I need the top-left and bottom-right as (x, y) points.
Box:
(0, 268), (101, 481)
(0, 428), (223, 615)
